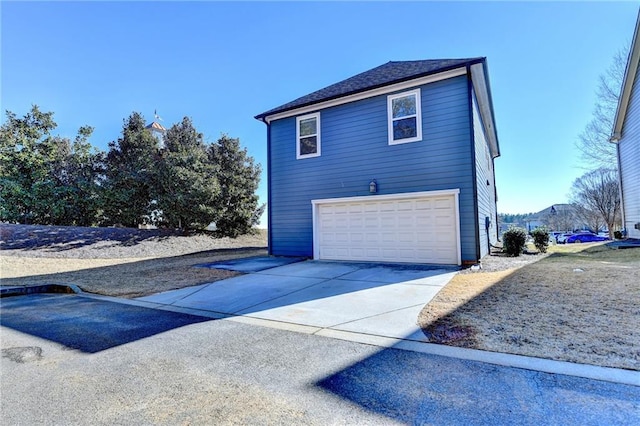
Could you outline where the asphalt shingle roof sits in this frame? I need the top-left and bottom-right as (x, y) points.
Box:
(255, 58), (484, 120)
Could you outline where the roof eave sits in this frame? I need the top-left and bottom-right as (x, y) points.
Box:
(611, 9), (640, 143)
(470, 61), (500, 158)
(254, 58), (486, 122)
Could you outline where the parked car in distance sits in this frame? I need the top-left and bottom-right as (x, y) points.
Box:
(549, 231), (563, 243)
(565, 232), (610, 244)
(557, 233), (573, 244)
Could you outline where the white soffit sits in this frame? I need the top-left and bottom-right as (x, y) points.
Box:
(611, 10), (640, 143)
(470, 63), (500, 158)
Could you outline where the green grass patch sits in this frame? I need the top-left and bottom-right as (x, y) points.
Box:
(544, 242), (640, 264)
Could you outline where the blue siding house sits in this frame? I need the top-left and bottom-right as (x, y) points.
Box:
(256, 58), (500, 265)
(611, 12), (640, 239)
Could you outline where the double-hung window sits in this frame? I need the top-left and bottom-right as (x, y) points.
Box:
(387, 88), (422, 145)
(296, 112), (321, 159)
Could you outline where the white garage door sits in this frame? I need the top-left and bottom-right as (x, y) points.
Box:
(313, 191), (460, 265)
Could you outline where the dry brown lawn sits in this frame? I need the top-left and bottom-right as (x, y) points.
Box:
(1, 249), (266, 298)
(1, 224), (268, 298)
(418, 243), (640, 370)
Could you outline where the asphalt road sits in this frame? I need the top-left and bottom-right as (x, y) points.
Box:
(1, 294), (639, 425)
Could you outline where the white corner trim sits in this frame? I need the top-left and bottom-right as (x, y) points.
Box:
(264, 67), (467, 124)
(311, 189), (462, 265)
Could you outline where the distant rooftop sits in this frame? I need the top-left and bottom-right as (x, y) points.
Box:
(146, 121), (166, 132)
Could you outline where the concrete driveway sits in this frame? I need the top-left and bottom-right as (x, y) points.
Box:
(2, 258), (639, 424)
(137, 259), (459, 342)
(2, 298), (639, 425)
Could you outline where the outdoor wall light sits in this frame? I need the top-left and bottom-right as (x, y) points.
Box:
(369, 179), (377, 194)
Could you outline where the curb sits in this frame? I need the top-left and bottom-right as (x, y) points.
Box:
(0, 284), (83, 298)
(5, 290), (638, 387)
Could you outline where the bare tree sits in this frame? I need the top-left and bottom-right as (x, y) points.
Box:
(576, 47), (629, 169)
(569, 168), (621, 238)
(545, 205), (577, 232)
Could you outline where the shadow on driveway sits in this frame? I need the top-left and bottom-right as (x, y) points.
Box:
(315, 343), (640, 424)
(0, 294), (210, 353)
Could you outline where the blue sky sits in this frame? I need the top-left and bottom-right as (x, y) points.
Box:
(2, 1), (638, 224)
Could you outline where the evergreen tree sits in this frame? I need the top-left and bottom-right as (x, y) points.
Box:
(155, 117), (218, 230)
(0, 106), (57, 223)
(208, 134), (262, 237)
(0, 106), (103, 225)
(102, 112), (158, 227)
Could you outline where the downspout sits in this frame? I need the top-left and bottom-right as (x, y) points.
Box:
(615, 140), (625, 236)
(259, 117), (273, 255)
(467, 66), (481, 262)
(493, 157), (500, 242)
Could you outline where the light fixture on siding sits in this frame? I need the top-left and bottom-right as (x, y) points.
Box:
(369, 179), (377, 194)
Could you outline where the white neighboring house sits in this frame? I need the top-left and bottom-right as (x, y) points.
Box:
(611, 11), (640, 239)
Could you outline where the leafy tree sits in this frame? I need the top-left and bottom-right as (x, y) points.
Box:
(570, 168), (621, 238)
(0, 106), (57, 223)
(55, 128), (105, 226)
(102, 112), (158, 227)
(208, 134), (262, 237)
(154, 117), (218, 230)
(0, 106), (103, 225)
(576, 46), (628, 169)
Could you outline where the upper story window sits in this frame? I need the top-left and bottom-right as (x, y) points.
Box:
(296, 112), (321, 159)
(387, 88), (422, 145)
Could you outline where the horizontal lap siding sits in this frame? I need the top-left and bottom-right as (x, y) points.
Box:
(620, 65), (640, 238)
(472, 91), (498, 258)
(269, 75), (475, 260)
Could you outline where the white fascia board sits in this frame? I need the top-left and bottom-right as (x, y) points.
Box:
(611, 10), (640, 143)
(470, 63), (500, 158)
(264, 67), (467, 124)
(311, 188), (461, 206)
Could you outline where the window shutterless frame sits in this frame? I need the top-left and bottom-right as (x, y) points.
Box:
(296, 112), (321, 159)
(387, 88), (422, 145)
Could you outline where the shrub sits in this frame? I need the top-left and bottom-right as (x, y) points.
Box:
(531, 227), (550, 253)
(614, 230), (623, 240)
(502, 226), (527, 257)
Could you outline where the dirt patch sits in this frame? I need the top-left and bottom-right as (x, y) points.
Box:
(419, 243), (640, 370)
(1, 224), (268, 298)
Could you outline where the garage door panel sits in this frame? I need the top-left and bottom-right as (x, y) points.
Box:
(397, 200), (414, 211)
(415, 200), (433, 210)
(316, 194), (458, 264)
(435, 198), (453, 209)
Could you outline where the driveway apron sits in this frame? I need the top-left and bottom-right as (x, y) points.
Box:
(138, 259), (458, 341)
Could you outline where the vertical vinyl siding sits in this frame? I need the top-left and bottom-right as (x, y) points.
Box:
(269, 75), (476, 261)
(472, 90), (498, 258)
(619, 65), (640, 239)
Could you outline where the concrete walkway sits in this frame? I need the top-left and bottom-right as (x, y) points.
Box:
(138, 259), (458, 342)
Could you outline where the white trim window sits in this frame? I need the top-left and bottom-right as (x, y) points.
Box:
(387, 88), (422, 145)
(296, 112), (321, 159)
